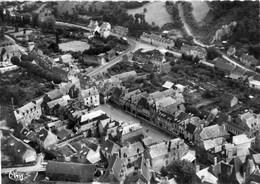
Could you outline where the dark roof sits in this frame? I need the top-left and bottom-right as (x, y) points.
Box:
(177, 112), (190, 122)
(112, 87), (123, 99)
(101, 139), (121, 155)
(46, 89), (63, 101)
(102, 153), (124, 182)
(231, 66), (246, 76)
(137, 97), (150, 110)
(222, 93), (236, 101)
(7, 134), (34, 157)
(46, 161), (96, 179)
(92, 114), (110, 122)
(214, 60), (236, 73)
(37, 128), (49, 141)
(57, 129), (70, 139)
(185, 123), (197, 134)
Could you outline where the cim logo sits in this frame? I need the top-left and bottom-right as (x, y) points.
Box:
(8, 170), (30, 182)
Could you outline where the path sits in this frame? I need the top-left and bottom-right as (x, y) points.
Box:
(1, 154), (46, 174)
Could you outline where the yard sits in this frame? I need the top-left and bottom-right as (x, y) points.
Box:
(59, 41), (90, 52)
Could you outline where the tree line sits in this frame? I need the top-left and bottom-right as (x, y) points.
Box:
(11, 55), (62, 84)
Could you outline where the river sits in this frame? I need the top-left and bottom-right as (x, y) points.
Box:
(127, 2), (172, 27)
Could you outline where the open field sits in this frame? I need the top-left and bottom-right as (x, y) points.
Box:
(190, 1), (210, 23)
(59, 41), (90, 52)
(127, 2), (172, 27)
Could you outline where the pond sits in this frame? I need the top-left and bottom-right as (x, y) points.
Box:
(59, 41), (90, 52)
(190, 1), (210, 22)
(127, 2), (172, 27)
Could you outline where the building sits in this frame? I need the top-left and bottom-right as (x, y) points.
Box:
(240, 54), (259, 67)
(46, 161), (96, 183)
(112, 25), (129, 36)
(37, 128), (58, 149)
(229, 66), (246, 80)
(236, 111), (260, 138)
(119, 89), (141, 110)
(119, 141), (145, 167)
(78, 87), (100, 107)
(214, 57), (236, 75)
(0, 44), (21, 66)
(101, 139), (121, 160)
(83, 54), (106, 66)
(111, 71), (137, 82)
(227, 46), (236, 56)
(181, 44), (207, 59)
(162, 81), (174, 90)
(248, 75), (260, 89)
(6, 99), (43, 128)
(106, 49), (116, 61)
(148, 138), (188, 172)
(140, 32), (175, 49)
(46, 95), (71, 115)
(6, 134), (37, 163)
(101, 153), (125, 184)
(124, 156), (150, 184)
(88, 20), (100, 35)
(110, 87), (125, 106)
(220, 93), (238, 108)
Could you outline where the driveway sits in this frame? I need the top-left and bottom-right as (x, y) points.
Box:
(97, 104), (175, 142)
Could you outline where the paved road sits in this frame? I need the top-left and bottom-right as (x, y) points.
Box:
(1, 154), (46, 174)
(87, 39), (137, 77)
(178, 3), (255, 73)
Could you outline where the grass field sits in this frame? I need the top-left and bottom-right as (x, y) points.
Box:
(190, 1), (210, 23)
(127, 2), (173, 27)
(59, 41), (90, 52)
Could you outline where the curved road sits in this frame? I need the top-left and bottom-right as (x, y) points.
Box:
(178, 3), (254, 72)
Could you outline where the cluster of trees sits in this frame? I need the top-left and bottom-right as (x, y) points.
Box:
(11, 55), (62, 84)
(165, 1), (184, 29)
(161, 160), (196, 184)
(122, 1), (149, 9)
(83, 35), (128, 56)
(210, 1), (260, 45)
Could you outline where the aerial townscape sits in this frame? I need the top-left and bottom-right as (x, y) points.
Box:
(1, 1), (260, 184)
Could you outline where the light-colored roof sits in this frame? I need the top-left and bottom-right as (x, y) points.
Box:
(80, 87), (99, 98)
(80, 110), (106, 123)
(196, 167), (218, 184)
(200, 125), (229, 140)
(163, 81), (174, 89)
(181, 152), (196, 162)
(155, 96), (176, 109)
(203, 137), (224, 150)
(120, 141), (145, 158)
(149, 142), (168, 159)
(122, 123), (142, 135)
(250, 80), (260, 87)
(47, 95), (70, 109)
(232, 134), (252, 145)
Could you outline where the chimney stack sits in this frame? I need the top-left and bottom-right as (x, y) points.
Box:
(214, 157), (217, 166)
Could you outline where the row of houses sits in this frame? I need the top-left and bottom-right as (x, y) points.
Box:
(140, 32), (175, 49)
(227, 46), (259, 67)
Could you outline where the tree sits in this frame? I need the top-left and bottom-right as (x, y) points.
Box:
(53, 75), (62, 84)
(206, 46), (221, 60)
(11, 56), (21, 66)
(165, 160), (196, 184)
(143, 8), (147, 13)
(21, 54), (29, 62)
(0, 27), (5, 41)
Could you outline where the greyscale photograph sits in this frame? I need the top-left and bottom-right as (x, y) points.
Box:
(0, 0), (260, 184)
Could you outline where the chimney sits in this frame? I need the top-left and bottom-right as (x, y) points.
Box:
(214, 157), (217, 166)
(243, 172), (246, 183)
(196, 165), (200, 173)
